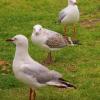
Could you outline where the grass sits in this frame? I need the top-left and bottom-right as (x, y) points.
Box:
(0, 0), (100, 100)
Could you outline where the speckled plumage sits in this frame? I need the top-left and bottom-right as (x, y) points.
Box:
(31, 25), (68, 50)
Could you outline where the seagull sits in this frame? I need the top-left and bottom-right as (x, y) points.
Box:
(58, 0), (80, 43)
(6, 34), (76, 100)
(31, 24), (74, 65)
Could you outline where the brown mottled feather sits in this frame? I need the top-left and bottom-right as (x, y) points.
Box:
(46, 34), (67, 48)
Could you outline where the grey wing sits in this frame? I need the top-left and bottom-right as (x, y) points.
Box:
(46, 34), (67, 48)
(58, 7), (69, 22)
(22, 67), (62, 84)
(59, 12), (66, 22)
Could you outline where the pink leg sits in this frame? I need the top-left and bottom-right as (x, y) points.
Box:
(29, 88), (36, 100)
(43, 51), (53, 65)
(63, 25), (71, 44)
(46, 51), (53, 64)
(63, 25), (67, 38)
(29, 88), (32, 100)
(72, 25), (77, 40)
(33, 90), (36, 100)
(71, 25), (80, 44)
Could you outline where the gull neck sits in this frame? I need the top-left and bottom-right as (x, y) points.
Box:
(14, 44), (29, 61)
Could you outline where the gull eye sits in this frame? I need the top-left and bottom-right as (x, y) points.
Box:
(14, 38), (17, 41)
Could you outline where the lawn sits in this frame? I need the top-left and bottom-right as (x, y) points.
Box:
(0, 0), (100, 100)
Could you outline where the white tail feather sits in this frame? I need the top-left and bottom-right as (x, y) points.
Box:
(46, 81), (67, 87)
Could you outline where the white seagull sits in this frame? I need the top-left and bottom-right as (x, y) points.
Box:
(31, 24), (74, 64)
(59, 0), (79, 43)
(6, 35), (76, 100)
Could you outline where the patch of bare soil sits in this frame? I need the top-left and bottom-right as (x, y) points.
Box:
(0, 60), (10, 74)
(80, 18), (100, 28)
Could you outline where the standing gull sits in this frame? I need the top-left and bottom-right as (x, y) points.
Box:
(58, 0), (79, 43)
(6, 35), (76, 100)
(31, 24), (74, 65)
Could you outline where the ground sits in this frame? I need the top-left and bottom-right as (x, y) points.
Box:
(0, 0), (100, 100)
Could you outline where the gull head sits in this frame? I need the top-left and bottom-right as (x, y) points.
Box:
(33, 24), (42, 33)
(68, 0), (77, 5)
(6, 34), (28, 46)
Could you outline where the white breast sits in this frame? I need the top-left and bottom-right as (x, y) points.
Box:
(31, 29), (56, 49)
(31, 32), (47, 45)
(61, 5), (79, 24)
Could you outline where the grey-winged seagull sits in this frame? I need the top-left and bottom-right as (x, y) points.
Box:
(58, 0), (79, 43)
(31, 24), (74, 65)
(6, 35), (76, 100)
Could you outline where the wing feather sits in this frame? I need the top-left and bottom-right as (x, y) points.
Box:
(46, 34), (67, 48)
(21, 63), (62, 84)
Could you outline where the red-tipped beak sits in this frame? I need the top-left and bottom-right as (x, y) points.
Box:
(6, 38), (14, 42)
